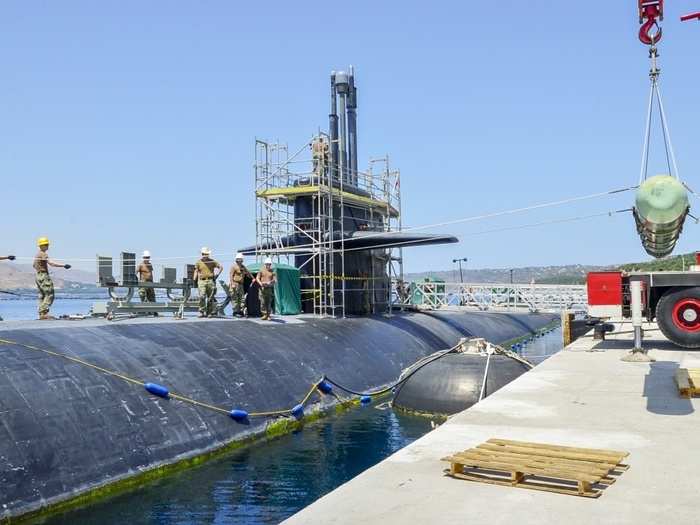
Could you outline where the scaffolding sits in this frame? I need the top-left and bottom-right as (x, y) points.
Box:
(254, 135), (402, 317)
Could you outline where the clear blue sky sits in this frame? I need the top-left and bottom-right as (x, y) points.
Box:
(2, 1), (699, 273)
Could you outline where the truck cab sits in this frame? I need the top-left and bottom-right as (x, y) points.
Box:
(587, 254), (700, 348)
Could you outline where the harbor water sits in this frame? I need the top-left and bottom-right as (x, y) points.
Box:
(0, 298), (100, 321)
(2, 300), (563, 524)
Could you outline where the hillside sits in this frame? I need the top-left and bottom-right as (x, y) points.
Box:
(618, 252), (697, 272)
(405, 252), (699, 285)
(0, 263), (97, 291)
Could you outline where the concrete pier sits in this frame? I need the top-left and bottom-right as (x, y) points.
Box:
(285, 324), (700, 524)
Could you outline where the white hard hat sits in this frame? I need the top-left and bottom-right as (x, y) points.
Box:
(201, 246), (211, 255)
(235, 252), (244, 260)
(142, 250), (151, 258)
(264, 257), (273, 265)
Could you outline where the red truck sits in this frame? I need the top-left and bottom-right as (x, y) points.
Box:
(587, 254), (700, 348)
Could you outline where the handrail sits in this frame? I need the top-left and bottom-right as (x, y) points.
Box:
(397, 281), (587, 313)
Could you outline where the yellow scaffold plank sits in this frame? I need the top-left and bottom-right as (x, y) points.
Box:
(256, 185), (399, 217)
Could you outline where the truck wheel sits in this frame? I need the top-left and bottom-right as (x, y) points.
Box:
(656, 287), (700, 349)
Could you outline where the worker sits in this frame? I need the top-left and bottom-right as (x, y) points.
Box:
(137, 251), (156, 303)
(193, 247), (222, 318)
(33, 237), (71, 320)
(256, 257), (276, 320)
(311, 136), (329, 180)
(395, 279), (408, 305)
(229, 252), (253, 317)
(361, 271), (371, 315)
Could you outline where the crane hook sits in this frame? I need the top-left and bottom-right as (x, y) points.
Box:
(638, 0), (664, 45)
(639, 18), (662, 45)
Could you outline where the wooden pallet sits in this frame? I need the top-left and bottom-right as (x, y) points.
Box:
(442, 438), (630, 498)
(675, 368), (700, 398)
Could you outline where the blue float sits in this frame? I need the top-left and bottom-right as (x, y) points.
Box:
(229, 409), (249, 423)
(360, 395), (372, 405)
(317, 380), (333, 395)
(291, 404), (305, 419)
(144, 383), (169, 399)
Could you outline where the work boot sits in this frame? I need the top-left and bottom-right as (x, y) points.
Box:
(198, 314), (206, 318)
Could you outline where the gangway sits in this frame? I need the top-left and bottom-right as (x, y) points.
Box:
(400, 281), (587, 313)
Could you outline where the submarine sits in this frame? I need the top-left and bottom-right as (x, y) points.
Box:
(0, 68), (559, 522)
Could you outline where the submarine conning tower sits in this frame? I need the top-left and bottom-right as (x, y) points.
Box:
(241, 67), (457, 317)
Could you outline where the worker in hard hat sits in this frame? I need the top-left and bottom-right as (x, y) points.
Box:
(193, 247), (222, 318)
(33, 237), (71, 320)
(311, 136), (329, 180)
(229, 253), (253, 317)
(255, 258), (276, 320)
(137, 251), (156, 304)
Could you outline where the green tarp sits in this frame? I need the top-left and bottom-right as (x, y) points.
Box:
(410, 277), (445, 306)
(247, 262), (302, 315)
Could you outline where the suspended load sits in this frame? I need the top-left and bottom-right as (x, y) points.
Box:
(633, 175), (689, 258)
(634, 4), (690, 258)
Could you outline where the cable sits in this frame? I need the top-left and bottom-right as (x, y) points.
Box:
(10, 186), (637, 264)
(478, 350), (492, 402)
(235, 186), (638, 258)
(639, 80), (655, 184)
(338, 209), (631, 254)
(325, 342), (461, 397)
(639, 45), (681, 183)
(655, 82), (680, 180)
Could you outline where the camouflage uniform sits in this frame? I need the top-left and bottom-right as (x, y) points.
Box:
(139, 287), (156, 302)
(256, 267), (276, 319)
(137, 261), (156, 302)
(229, 262), (250, 315)
(312, 138), (329, 179)
(33, 251), (54, 316)
(195, 258), (221, 316)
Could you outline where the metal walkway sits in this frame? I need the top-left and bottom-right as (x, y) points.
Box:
(402, 281), (587, 313)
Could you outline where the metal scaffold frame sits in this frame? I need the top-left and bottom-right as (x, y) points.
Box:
(401, 282), (588, 313)
(254, 135), (402, 317)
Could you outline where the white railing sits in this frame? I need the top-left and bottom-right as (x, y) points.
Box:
(401, 282), (587, 313)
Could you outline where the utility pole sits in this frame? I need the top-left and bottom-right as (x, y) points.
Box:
(452, 258), (468, 283)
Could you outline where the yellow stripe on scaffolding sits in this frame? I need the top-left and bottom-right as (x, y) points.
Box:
(255, 185), (399, 218)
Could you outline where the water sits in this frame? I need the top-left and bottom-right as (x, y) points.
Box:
(518, 327), (564, 365)
(0, 298), (99, 321)
(42, 407), (435, 525)
(6, 300), (561, 524)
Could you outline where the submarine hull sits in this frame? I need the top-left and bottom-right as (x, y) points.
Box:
(0, 311), (555, 520)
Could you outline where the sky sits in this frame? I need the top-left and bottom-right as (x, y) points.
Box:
(1, 1), (699, 274)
